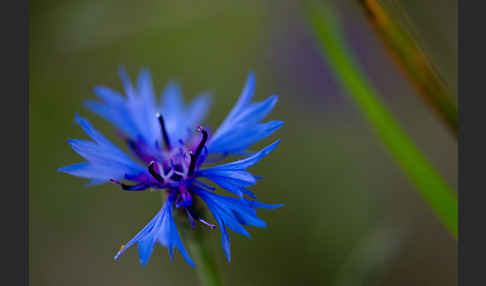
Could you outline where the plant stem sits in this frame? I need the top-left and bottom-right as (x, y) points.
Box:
(304, 0), (457, 238)
(358, 0), (458, 138)
(188, 229), (223, 286)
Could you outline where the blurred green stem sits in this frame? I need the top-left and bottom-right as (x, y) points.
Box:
(304, 0), (457, 238)
(188, 230), (222, 286)
(359, 0), (458, 137)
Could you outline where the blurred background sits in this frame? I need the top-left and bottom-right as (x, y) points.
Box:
(30, 0), (457, 285)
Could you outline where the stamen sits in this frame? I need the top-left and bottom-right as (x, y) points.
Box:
(194, 127), (208, 157)
(188, 152), (197, 176)
(198, 218), (217, 229)
(148, 161), (164, 183)
(156, 113), (171, 150)
(109, 179), (148, 191)
(188, 127), (208, 176)
(186, 207), (216, 229)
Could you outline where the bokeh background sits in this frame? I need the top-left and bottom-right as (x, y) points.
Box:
(30, 0), (457, 285)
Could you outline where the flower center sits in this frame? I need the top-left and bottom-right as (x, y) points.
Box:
(147, 120), (208, 186)
(110, 113), (215, 229)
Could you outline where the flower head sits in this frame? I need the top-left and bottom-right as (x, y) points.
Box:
(59, 68), (284, 267)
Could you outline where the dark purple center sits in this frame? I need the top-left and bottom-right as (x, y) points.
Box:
(110, 113), (215, 229)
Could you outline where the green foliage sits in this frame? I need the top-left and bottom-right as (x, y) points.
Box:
(304, 0), (457, 238)
(359, 0), (458, 137)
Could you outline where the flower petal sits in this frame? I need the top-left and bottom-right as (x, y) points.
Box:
(185, 93), (212, 130)
(192, 186), (281, 261)
(59, 116), (144, 182)
(207, 72), (282, 155)
(86, 68), (161, 148)
(58, 162), (132, 181)
(205, 140), (280, 171)
(197, 141), (280, 198)
(114, 194), (195, 267)
(209, 121), (284, 155)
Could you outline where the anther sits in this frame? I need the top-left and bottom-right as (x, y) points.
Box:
(148, 161), (164, 183)
(156, 113), (171, 150)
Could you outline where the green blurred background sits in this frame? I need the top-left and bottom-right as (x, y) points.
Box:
(30, 0), (457, 285)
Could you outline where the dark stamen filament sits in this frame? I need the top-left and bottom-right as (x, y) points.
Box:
(156, 113), (171, 150)
(194, 127), (208, 158)
(188, 152), (196, 177)
(110, 179), (148, 191)
(188, 127), (208, 176)
(148, 161), (164, 183)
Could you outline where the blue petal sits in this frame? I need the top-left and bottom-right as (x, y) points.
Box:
(231, 95), (278, 127)
(205, 140), (280, 171)
(207, 72), (255, 145)
(203, 194), (251, 237)
(198, 174), (256, 199)
(85, 92), (140, 139)
(162, 206), (195, 266)
(209, 121), (284, 154)
(160, 82), (183, 121)
(197, 141), (280, 198)
(138, 234), (157, 266)
(114, 195), (195, 267)
(59, 115), (144, 181)
(58, 162), (134, 181)
(160, 81), (188, 141)
(86, 69), (161, 148)
(114, 211), (160, 261)
(85, 68), (211, 150)
(137, 68), (156, 107)
(185, 93), (212, 130)
(134, 69), (160, 146)
(220, 222), (231, 262)
(192, 179), (216, 191)
(192, 186), (281, 261)
(207, 72), (282, 155)
(67, 139), (136, 167)
(93, 86), (125, 104)
(158, 83), (212, 143)
(161, 81), (183, 116)
(219, 72), (256, 129)
(118, 66), (136, 99)
(74, 114), (114, 147)
(246, 200), (284, 209)
(202, 170), (257, 185)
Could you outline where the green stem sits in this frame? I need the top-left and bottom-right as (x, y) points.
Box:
(304, 0), (457, 238)
(358, 0), (458, 138)
(188, 230), (223, 286)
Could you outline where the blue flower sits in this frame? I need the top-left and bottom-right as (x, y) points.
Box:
(59, 68), (284, 267)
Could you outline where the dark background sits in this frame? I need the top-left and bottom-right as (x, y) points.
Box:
(30, 0), (457, 285)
